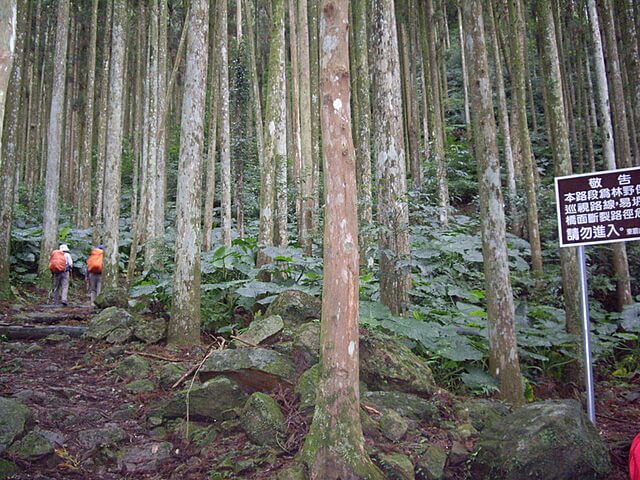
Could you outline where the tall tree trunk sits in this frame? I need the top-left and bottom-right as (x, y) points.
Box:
(372, 0), (411, 315)
(535, 0), (583, 387)
(102, 0), (126, 291)
(508, 0), (543, 275)
(301, 1), (384, 477)
(298, 0), (314, 255)
(256, 0), (286, 267)
(220, 0), (232, 246)
(93, 0), (113, 242)
(169, 0), (209, 346)
(587, 0), (632, 309)
(0, 0), (20, 298)
(425, 0), (449, 226)
(77, 0), (98, 229)
(155, 0), (168, 239)
(309, 0), (321, 236)
(353, 0), (373, 261)
(288, 0), (302, 244)
(485, 2), (516, 216)
(463, 0), (524, 407)
(203, 0), (220, 252)
(457, 6), (470, 126)
(618, 0), (640, 163)
(38, 0), (69, 281)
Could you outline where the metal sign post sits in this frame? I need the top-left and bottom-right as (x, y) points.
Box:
(555, 166), (640, 425)
(577, 245), (596, 424)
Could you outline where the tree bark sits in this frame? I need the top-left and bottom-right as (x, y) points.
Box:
(38, 0), (69, 282)
(507, 0), (543, 275)
(102, 0), (126, 291)
(169, 0), (209, 346)
(463, 0), (524, 407)
(372, 0), (411, 315)
(257, 0), (286, 267)
(0, 0), (19, 298)
(302, 2), (384, 478)
(220, 0), (232, 246)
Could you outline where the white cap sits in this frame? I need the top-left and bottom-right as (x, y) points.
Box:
(59, 244), (70, 252)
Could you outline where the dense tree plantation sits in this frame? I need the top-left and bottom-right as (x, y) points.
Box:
(0, 0), (639, 478)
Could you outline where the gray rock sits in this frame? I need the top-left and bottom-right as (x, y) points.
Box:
(95, 287), (129, 309)
(84, 307), (135, 342)
(157, 363), (187, 389)
(295, 364), (320, 411)
(292, 321), (320, 366)
(455, 398), (510, 432)
(134, 318), (167, 344)
(380, 410), (408, 442)
(44, 334), (71, 343)
(471, 400), (611, 480)
(377, 452), (415, 480)
(118, 441), (173, 473)
(78, 424), (127, 449)
(240, 393), (286, 448)
(0, 459), (18, 479)
(8, 430), (54, 460)
(360, 330), (436, 396)
(362, 391), (440, 423)
(416, 444), (447, 480)
(126, 379), (156, 394)
(162, 377), (247, 422)
(448, 441), (469, 466)
(113, 354), (151, 379)
(233, 315), (284, 347)
(0, 397), (29, 453)
(264, 290), (321, 326)
(199, 347), (296, 391)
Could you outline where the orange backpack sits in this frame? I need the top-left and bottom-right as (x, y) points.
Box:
(87, 248), (104, 273)
(49, 250), (66, 273)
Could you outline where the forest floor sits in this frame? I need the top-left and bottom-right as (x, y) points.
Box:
(0, 292), (638, 479)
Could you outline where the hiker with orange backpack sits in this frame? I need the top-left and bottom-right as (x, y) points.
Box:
(49, 244), (73, 305)
(87, 245), (104, 304)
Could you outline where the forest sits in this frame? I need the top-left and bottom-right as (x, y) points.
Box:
(0, 0), (639, 478)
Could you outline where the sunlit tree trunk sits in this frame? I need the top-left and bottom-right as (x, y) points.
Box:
(38, 0), (69, 281)
(203, 0), (220, 252)
(372, 0), (410, 315)
(257, 0), (286, 267)
(0, 0), (19, 298)
(288, 0), (302, 243)
(77, 0), (98, 229)
(302, 1), (384, 477)
(169, 0), (209, 346)
(298, 0), (314, 255)
(102, 0), (126, 291)
(93, 0), (113, 242)
(425, 0), (449, 225)
(353, 0), (373, 261)
(536, 0), (583, 386)
(155, 0), (168, 239)
(457, 6), (469, 126)
(508, 0), (543, 275)
(309, 0), (321, 236)
(587, 0), (632, 309)
(220, 0), (232, 246)
(463, 0), (524, 407)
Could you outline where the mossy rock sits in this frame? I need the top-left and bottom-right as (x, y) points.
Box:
(415, 444), (447, 480)
(134, 318), (167, 344)
(95, 287), (129, 309)
(126, 379), (156, 394)
(157, 362), (187, 389)
(113, 354), (151, 379)
(240, 392), (286, 448)
(8, 430), (54, 460)
(291, 321), (320, 367)
(471, 400), (611, 480)
(295, 364), (320, 411)
(199, 347), (297, 391)
(380, 409), (408, 442)
(376, 452), (415, 480)
(78, 424), (127, 449)
(0, 397), (30, 453)
(171, 420), (219, 445)
(362, 391), (440, 423)
(84, 307), (135, 342)
(162, 377), (247, 422)
(360, 330), (436, 396)
(264, 290), (321, 327)
(455, 398), (511, 432)
(276, 463), (306, 480)
(233, 315), (284, 348)
(0, 459), (18, 479)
